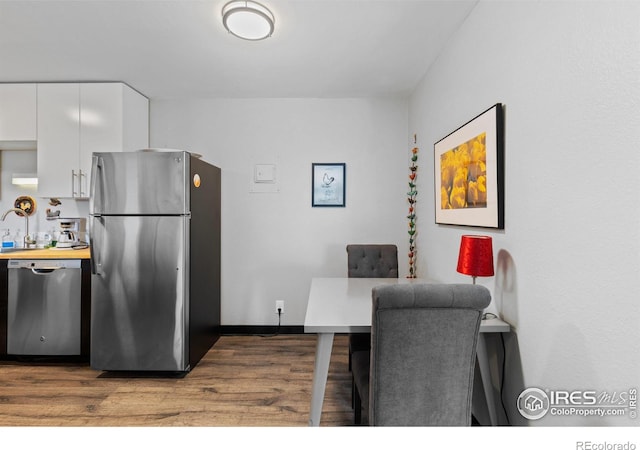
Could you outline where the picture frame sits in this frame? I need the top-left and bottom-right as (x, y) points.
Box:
(312, 163), (346, 207)
(434, 103), (504, 229)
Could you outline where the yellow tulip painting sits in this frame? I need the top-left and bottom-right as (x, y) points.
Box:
(434, 103), (503, 229)
(440, 132), (487, 210)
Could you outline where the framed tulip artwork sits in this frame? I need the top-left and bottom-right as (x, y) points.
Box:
(312, 163), (346, 207)
(434, 103), (504, 229)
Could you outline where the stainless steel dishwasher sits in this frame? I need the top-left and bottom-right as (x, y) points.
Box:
(7, 259), (82, 355)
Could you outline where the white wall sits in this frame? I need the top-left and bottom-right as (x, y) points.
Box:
(151, 98), (409, 326)
(0, 151), (38, 241)
(409, 1), (640, 425)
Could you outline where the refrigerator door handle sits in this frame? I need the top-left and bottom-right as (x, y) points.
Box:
(90, 155), (104, 214)
(90, 216), (102, 276)
(90, 247), (97, 275)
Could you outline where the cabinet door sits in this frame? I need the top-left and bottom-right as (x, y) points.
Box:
(37, 83), (149, 199)
(79, 83), (124, 198)
(36, 83), (81, 198)
(0, 84), (37, 141)
(79, 83), (149, 197)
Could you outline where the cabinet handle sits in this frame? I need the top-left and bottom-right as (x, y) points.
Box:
(72, 169), (78, 197)
(79, 169), (86, 197)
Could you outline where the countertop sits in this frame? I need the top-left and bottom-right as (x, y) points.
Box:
(0, 247), (90, 260)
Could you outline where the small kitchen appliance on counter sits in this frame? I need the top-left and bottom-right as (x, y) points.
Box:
(55, 218), (87, 248)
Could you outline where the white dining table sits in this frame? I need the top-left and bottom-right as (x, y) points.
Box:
(303, 277), (510, 426)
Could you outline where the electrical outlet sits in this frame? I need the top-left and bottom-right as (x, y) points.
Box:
(275, 300), (284, 315)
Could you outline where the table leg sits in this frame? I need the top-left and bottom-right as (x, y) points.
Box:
(308, 332), (335, 426)
(476, 333), (499, 426)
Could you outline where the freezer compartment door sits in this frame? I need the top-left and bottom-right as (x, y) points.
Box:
(90, 215), (189, 371)
(90, 151), (189, 215)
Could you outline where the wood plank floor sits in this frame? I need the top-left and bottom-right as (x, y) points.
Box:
(0, 334), (353, 427)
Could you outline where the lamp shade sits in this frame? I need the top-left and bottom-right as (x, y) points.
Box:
(457, 235), (494, 279)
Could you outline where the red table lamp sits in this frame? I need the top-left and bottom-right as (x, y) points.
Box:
(457, 235), (494, 284)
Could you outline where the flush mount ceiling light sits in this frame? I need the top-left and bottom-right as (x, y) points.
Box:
(222, 1), (275, 41)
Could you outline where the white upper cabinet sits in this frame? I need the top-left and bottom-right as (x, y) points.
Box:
(0, 84), (37, 142)
(37, 83), (149, 199)
(37, 83), (81, 198)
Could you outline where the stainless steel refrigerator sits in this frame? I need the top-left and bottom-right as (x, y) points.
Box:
(89, 150), (221, 372)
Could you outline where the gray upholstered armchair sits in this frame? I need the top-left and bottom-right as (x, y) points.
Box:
(351, 283), (491, 425)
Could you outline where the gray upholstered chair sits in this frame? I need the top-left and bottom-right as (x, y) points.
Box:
(351, 283), (491, 425)
(346, 244), (398, 366)
(346, 244), (398, 411)
(346, 244), (399, 279)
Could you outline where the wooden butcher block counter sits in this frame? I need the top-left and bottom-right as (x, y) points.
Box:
(0, 247), (90, 259)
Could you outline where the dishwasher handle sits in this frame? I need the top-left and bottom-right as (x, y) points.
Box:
(31, 267), (61, 275)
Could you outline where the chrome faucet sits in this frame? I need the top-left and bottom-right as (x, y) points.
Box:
(1, 208), (33, 248)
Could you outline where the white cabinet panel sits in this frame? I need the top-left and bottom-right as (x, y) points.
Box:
(36, 83), (81, 198)
(0, 84), (37, 141)
(79, 83), (124, 197)
(37, 82), (149, 199)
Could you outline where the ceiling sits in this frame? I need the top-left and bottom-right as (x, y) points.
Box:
(0, 0), (477, 100)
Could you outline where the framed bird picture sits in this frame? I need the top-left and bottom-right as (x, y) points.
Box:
(312, 163), (346, 207)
